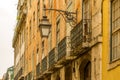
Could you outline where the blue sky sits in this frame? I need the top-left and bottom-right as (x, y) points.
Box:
(0, 0), (17, 78)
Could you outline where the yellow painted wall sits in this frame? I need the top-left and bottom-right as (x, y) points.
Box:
(102, 0), (120, 80)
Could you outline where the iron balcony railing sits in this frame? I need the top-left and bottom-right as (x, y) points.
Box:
(71, 19), (91, 54)
(41, 56), (47, 72)
(36, 63), (40, 77)
(58, 36), (70, 60)
(49, 48), (56, 68)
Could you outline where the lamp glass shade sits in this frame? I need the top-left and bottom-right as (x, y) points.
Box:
(41, 25), (50, 37)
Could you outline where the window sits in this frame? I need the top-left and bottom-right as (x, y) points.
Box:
(111, 0), (120, 61)
(29, 20), (32, 43)
(33, 12), (35, 24)
(56, 20), (60, 45)
(36, 47), (39, 64)
(33, 12), (35, 38)
(42, 41), (45, 59)
(37, 0), (40, 26)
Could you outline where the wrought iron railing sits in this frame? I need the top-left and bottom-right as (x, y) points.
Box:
(49, 48), (56, 68)
(71, 21), (83, 49)
(71, 19), (91, 53)
(58, 36), (70, 60)
(41, 56), (47, 72)
(36, 63), (40, 77)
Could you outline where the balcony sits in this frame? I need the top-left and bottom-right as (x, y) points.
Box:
(71, 19), (91, 55)
(57, 36), (72, 64)
(41, 56), (47, 73)
(49, 48), (56, 69)
(36, 63), (40, 77)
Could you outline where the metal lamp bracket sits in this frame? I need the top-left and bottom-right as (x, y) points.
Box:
(44, 8), (77, 27)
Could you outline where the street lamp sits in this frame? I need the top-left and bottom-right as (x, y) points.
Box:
(39, 4), (51, 37)
(39, 15), (51, 37)
(39, 4), (77, 37)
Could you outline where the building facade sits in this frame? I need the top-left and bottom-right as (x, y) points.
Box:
(13, 0), (27, 80)
(102, 0), (120, 80)
(13, 0), (103, 80)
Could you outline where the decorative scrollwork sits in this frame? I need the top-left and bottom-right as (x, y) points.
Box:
(44, 8), (77, 27)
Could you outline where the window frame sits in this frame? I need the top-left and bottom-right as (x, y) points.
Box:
(110, 0), (120, 62)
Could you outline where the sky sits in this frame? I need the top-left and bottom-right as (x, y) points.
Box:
(0, 0), (18, 78)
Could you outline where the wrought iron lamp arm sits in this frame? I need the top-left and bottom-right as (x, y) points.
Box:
(44, 8), (77, 26)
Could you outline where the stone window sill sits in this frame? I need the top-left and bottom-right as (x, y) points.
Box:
(108, 58), (120, 71)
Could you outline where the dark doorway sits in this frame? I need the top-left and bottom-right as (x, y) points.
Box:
(80, 60), (91, 80)
(84, 62), (91, 80)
